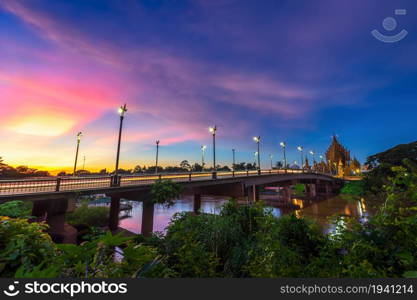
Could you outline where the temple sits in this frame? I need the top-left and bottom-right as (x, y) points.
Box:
(318, 135), (361, 177)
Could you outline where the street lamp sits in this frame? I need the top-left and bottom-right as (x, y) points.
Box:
(280, 141), (287, 172)
(209, 126), (217, 178)
(201, 145), (207, 170)
(114, 104), (127, 185)
(269, 154), (273, 170)
(297, 146), (304, 171)
(253, 136), (261, 174)
(232, 148), (236, 171)
(319, 155), (324, 173)
(73, 132), (82, 176)
(309, 150), (315, 171)
(155, 140), (160, 174)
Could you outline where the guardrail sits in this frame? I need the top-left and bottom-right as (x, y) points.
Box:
(0, 169), (332, 196)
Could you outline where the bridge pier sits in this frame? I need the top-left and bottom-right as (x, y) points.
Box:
(32, 197), (77, 244)
(282, 186), (292, 202)
(141, 200), (155, 237)
(246, 185), (260, 203)
(193, 194), (201, 214)
(305, 184), (317, 198)
(109, 196), (121, 231)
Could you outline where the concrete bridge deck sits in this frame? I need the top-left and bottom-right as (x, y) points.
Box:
(0, 169), (343, 242)
(0, 169), (338, 202)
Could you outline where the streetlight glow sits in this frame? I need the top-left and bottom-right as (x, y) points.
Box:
(253, 136), (261, 172)
(280, 141), (287, 172)
(209, 125), (217, 174)
(118, 104), (127, 117)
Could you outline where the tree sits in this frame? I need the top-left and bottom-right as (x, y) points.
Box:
(233, 162), (246, 171)
(132, 165), (142, 174)
(366, 141), (417, 168)
(275, 161), (283, 169)
(180, 160), (191, 171)
(192, 163), (203, 172)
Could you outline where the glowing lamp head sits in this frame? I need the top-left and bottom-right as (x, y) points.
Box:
(309, 150), (314, 155)
(319, 155), (323, 159)
(297, 146), (303, 152)
(118, 104), (127, 116)
(280, 141), (286, 148)
(76, 132), (82, 140)
(201, 145), (207, 150)
(253, 136), (260, 143)
(209, 126), (217, 134)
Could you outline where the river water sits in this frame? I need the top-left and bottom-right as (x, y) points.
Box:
(118, 194), (368, 234)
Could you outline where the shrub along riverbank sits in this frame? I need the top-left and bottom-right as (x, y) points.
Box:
(1, 158), (416, 278)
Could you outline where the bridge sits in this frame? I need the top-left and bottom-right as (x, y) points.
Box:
(0, 169), (343, 242)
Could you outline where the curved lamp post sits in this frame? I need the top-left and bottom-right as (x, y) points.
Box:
(73, 132), (82, 176)
(253, 136), (261, 174)
(232, 148), (236, 171)
(209, 126), (217, 178)
(309, 150), (315, 171)
(114, 104), (127, 185)
(155, 140), (160, 174)
(201, 145), (207, 170)
(280, 141), (287, 173)
(297, 146), (303, 172)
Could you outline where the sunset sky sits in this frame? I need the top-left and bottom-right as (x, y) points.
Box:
(1, 0), (417, 173)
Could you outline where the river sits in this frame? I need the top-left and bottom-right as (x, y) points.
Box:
(118, 194), (368, 234)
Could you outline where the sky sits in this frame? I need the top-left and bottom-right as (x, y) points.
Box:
(1, 0), (417, 173)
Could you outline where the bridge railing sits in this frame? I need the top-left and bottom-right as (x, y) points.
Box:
(0, 169), (334, 196)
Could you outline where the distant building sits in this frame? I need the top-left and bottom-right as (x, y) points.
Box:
(324, 135), (361, 177)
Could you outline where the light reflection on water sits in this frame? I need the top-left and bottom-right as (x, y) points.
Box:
(118, 194), (365, 234)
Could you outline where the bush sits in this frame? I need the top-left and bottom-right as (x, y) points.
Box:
(340, 181), (365, 196)
(66, 203), (109, 227)
(150, 179), (182, 206)
(0, 217), (56, 277)
(0, 201), (32, 218)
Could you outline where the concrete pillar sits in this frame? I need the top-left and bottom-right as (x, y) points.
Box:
(141, 200), (155, 237)
(325, 183), (332, 195)
(32, 198), (77, 244)
(247, 185), (259, 203)
(109, 196), (121, 231)
(307, 184), (317, 198)
(193, 194), (202, 214)
(282, 186), (292, 202)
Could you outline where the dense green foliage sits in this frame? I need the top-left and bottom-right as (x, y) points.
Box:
(66, 202), (109, 227)
(363, 141), (417, 194)
(340, 181), (365, 196)
(1, 151), (417, 278)
(293, 183), (305, 197)
(0, 217), (56, 277)
(149, 179), (182, 206)
(0, 201), (32, 218)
